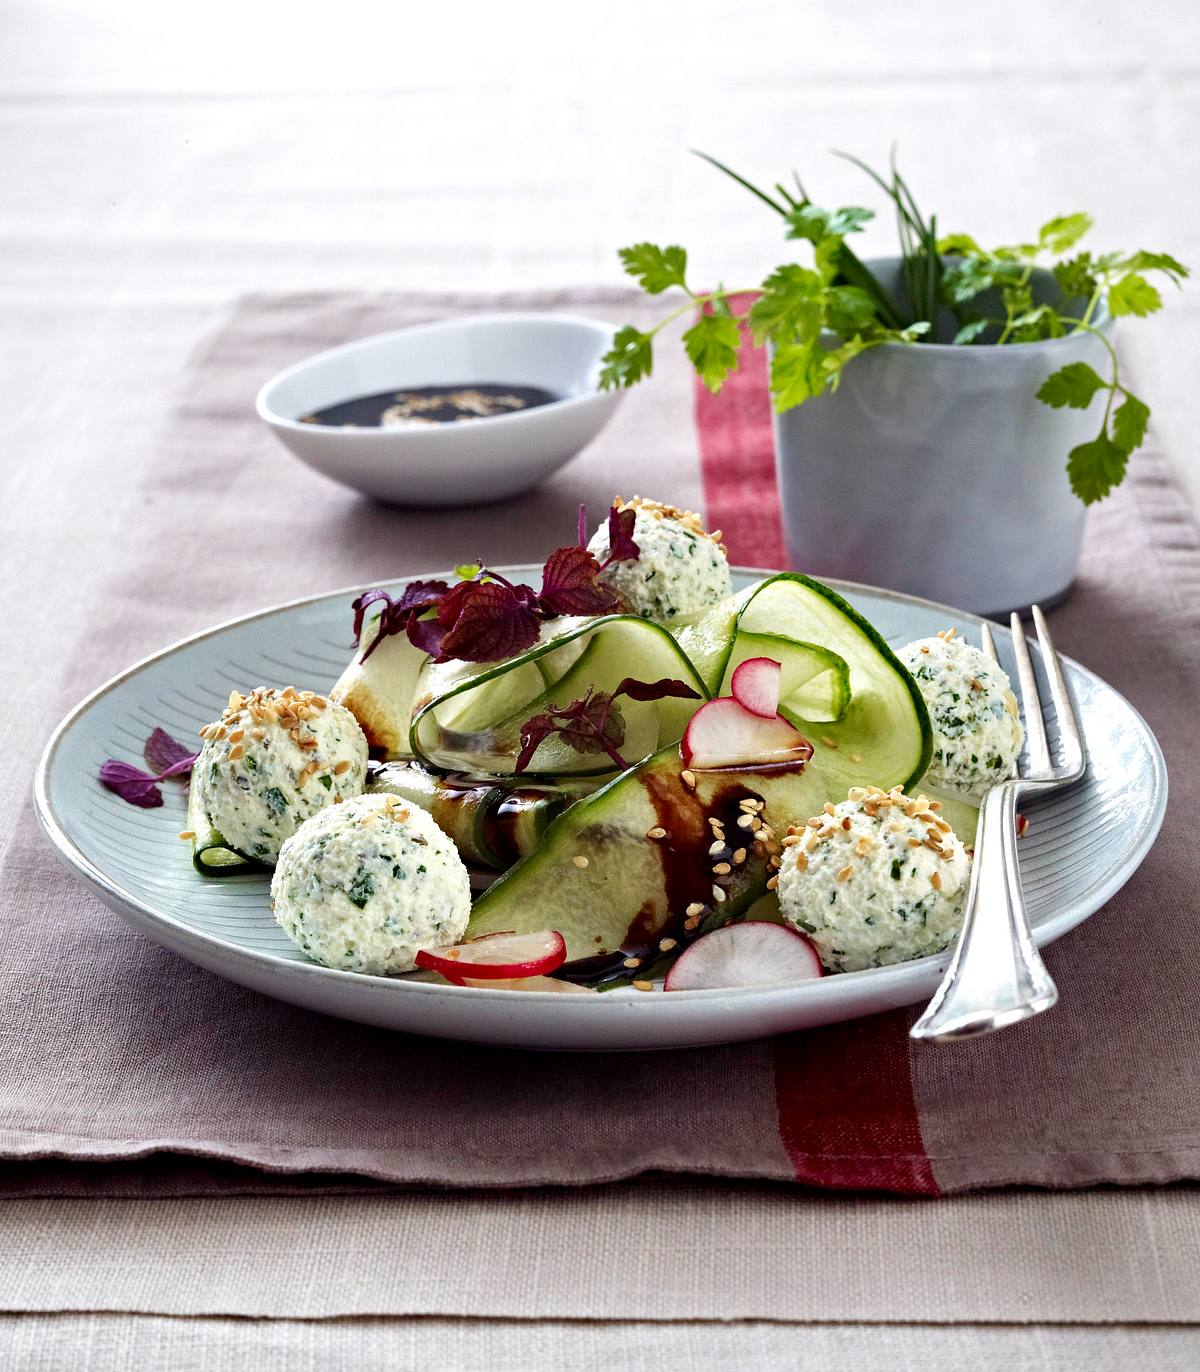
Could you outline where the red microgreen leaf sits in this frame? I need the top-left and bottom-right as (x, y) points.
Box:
(538, 546), (622, 617)
(143, 727), (197, 777)
(515, 688), (629, 774)
(603, 504), (640, 565)
(577, 502), (588, 548)
(436, 581), (542, 663)
(353, 581), (451, 662)
(99, 760), (165, 808)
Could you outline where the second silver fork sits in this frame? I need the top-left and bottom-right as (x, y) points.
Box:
(910, 606), (1087, 1042)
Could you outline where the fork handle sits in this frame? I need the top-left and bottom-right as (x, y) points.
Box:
(910, 780), (1057, 1042)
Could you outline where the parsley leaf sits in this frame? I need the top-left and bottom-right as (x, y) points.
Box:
(1108, 272), (1162, 317)
(1113, 392), (1151, 452)
(617, 243), (688, 294)
(1038, 213), (1093, 254)
(1117, 251), (1189, 285)
(1036, 362), (1107, 409)
(1053, 252), (1098, 303)
(599, 326), (654, 390)
(682, 313), (742, 393)
(953, 318), (989, 345)
(824, 285), (878, 336)
(747, 265), (823, 343)
(1068, 434), (1128, 504)
(785, 203), (873, 242)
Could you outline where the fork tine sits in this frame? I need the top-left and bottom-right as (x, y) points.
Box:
(980, 621), (998, 663)
(1010, 612), (1051, 775)
(1031, 604), (1087, 775)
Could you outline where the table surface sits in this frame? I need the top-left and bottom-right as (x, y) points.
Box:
(4, 0), (1200, 1365)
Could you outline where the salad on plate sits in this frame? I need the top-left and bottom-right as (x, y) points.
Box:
(103, 497), (1025, 996)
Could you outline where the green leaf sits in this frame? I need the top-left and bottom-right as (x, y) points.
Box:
(1036, 361), (1108, 409)
(824, 285), (878, 337)
(942, 256), (995, 304)
(682, 313), (742, 393)
(1112, 392), (1150, 452)
(747, 264), (823, 344)
(1038, 213), (1093, 254)
(770, 338), (823, 410)
(617, 243), (688, 294)
(1008, 305), (1063, 342)
(454, 562), (482, 580)
(936, 232), (985, 257)
(598, 326), (654, 390)
(1108, 272), (1163, 317)
(953, 319), (989, 345)
(1113, 250), (1189, 286)
(1053, 252), (1098, 305)
(1067, 433), (1128, 504)
(784, 203), (873, 244)
(825, 206), (874, 236)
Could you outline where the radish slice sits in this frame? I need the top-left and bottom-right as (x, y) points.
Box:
(458, 975), (597, 993)
(415, 929), (566, 984)
(664, 921), (823, 991)
(680, 697), (813, 771)
(730, 657), (782, 719)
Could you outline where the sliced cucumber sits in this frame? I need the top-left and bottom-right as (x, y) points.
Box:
(722, 630), (850, 724)
(469, 574), (933, 976)
(411, 614), (709, 778)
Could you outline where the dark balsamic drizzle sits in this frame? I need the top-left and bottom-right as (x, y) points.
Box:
(299, 383), (560, 429)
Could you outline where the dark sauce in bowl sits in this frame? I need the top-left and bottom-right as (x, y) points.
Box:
(300, 383), (560, 429)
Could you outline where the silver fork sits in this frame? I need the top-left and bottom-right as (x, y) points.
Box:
(910, 605), (1088, 1042)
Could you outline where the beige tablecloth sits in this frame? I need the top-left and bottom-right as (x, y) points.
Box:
(5, 0), (1200, 1365)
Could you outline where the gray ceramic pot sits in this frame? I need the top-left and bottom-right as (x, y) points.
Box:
(772, 257), (1112, 616)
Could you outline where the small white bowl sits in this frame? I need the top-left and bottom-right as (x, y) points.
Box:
(256, 313), (623, 506)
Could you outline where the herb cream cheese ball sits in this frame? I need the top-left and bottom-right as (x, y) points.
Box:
(196, 687), (368, 863)
(898, 629), (1023, 797)
(271, 794), (471, 975)
(588, 496), (732, 623)
(776, 787), (971, 973)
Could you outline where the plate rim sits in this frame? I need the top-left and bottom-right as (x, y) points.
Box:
(34, 567), (1170, 1007)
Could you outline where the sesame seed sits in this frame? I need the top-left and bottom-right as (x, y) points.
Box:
(823, 803), (837, 816)
(782, 835), (802, 847)
(736, 813), (754, 829)
(738, 798), (761, 812)
(732, 848), (747, 864)
(632, 980), (654, 992)
(685, 902), (705, 918)
(311, 696), (328, 709)
(251, 728), (266, 741)
(228, 745), (244, 761)
(681, 769), (697, 790)
(333, 760), (351, 775)
(766, 874), (779, 890)
(934, 818), (952, 833)
(712, 885), (727, 903)
(841, 817), (851, 831)
(659, 938), (677, 953)
(807, 818), (823, 829)
(804, 834), (819, 853)
(298, 737), (319, 749)
(908, 838), (922, 848)
(848, 787), (866, 802)
(794, 851), (808, 872)
(646, 826), (667, 840)
(856, 837), (873, 856)
(708, 840), (726, 857)
(623, 957), (642, 969)
(837, 865), (853, 882)
(713, 862), (731, 876)
(572, 855), (589, 869)
(821, 736), (839, 750)
(684, 917), (701, 932)
(177, 830), (195, 841)
(848, 752), (863, 764)
(228, 690), (244, 710)
(931, 871), (943, 890)
(928, 801), (943, 812)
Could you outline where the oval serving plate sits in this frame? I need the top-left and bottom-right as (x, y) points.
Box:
(35, 569), (1167, 1052)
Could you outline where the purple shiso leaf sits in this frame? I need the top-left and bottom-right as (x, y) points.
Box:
(577, 502), (588, 549)
(613, 676), (700, 703)
(538, 546), (622, 617)
(99, 760), (164, 809)
(603, 504), (640, 565)
(143, 727), (197, 777)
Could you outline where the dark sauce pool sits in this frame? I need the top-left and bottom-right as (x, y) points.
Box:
(300, 383), (560, 429)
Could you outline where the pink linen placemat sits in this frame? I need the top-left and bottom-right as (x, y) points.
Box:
(3, 289), (1198, 1196)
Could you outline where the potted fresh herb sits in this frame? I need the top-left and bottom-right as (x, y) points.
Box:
(600, 151), (1188, 614)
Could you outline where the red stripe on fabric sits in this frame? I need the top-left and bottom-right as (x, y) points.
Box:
(693, 311), (938, 1196)
(691, 306), (787, 569)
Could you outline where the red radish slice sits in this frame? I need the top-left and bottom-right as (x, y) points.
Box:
(415, 929), (566, 984)
(664, 921), (823, 991)
(730, 657), (782, 719)
(458, 975), (597, 993)
(680, 697), (813, 771)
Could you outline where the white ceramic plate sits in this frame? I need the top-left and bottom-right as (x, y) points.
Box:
(36, 570), (1167, 1051)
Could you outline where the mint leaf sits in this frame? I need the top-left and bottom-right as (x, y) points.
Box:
(953, 319), (989, 345)
(1068, 434), (1127, 504)
(1036, 362), (1107, 409)
(1112, 392), (1150, 453)
(1039, 213), (1093, 254)
(1108, 272), (1162, 317)
(617, 243), (688, 294)
(747, 265), (822, 344)
(599, 326), (653, 389)
(682, 313), (742, 393)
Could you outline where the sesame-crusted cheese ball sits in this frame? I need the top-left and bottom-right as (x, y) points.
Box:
(270, 794), (471, 975)
(776, 787), (972, 973)
(588, 496), (732, 623)
(195, 687), (368, 864)
(898, 629), (1023, 797)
